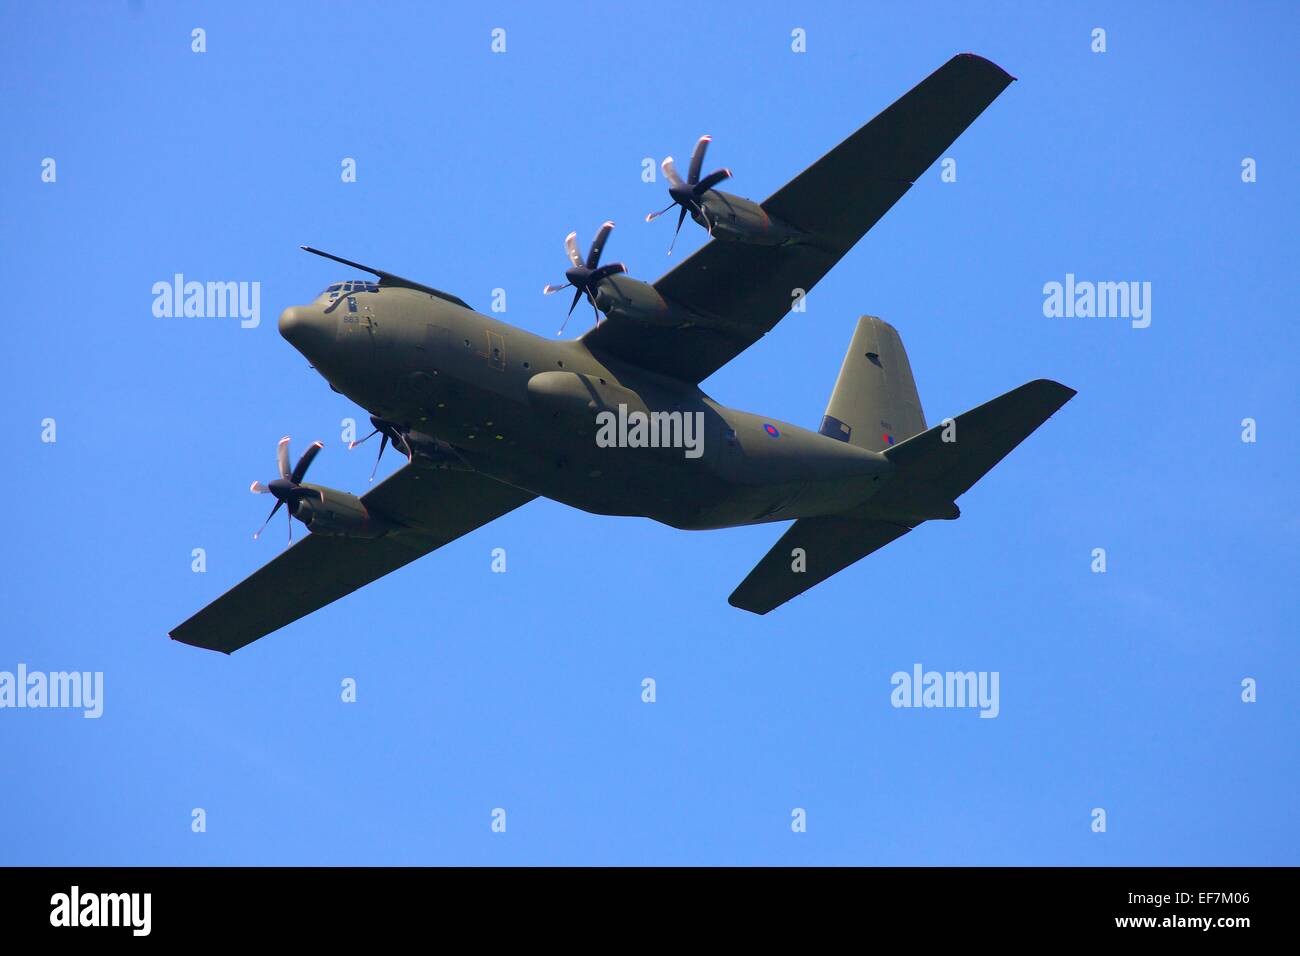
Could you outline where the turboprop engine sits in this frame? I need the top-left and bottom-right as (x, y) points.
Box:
(251, 436), (394, 542)
(293, 486), (392, 538)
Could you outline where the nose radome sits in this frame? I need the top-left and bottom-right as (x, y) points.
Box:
(279, 305), (332, 359)
(278, 306), (308, 343)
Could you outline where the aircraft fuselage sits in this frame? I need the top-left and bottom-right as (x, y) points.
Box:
(281, 284), (891, 531)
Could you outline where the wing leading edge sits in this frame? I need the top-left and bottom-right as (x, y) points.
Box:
(582, 53), (1015, 383)
(169, 465), (535, 654)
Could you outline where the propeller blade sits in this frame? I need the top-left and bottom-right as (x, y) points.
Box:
(586, 221), (615, 269)
(250, 480), (268, 494)
(695, 168), (731, 194)
(291, 440), (323, 483)
(276, 436), (291, 480)
(349, 428), (379, 450)
(287, 502), (293, 543)
(687, 135), (711, 185)
(661, 157), (683, 187)
(669, 205), (688, 255)
(369, 433), (389, 482)
(543, 282), (572, 295)
(564, 231), (583, 268)
(254, 498), (284, 539)
(589, 262), (627, 283)
(558, 289), (584, 336)
(646, 202), (675, 223)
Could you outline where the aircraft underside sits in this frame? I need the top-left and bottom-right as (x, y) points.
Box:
(367, 369), (890, 532)
(169, 53), (1077, 654)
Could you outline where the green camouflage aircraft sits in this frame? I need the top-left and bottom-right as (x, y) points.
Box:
(171, 54), (1074, 654)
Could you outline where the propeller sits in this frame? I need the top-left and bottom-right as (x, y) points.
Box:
(250, 436), (324, 542)
(349, 415), (413, 482)
(646, 135), (732, 254)
(542, 221), (627, 335)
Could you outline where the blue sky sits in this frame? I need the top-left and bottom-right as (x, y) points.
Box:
(2, 1), (1296, 865)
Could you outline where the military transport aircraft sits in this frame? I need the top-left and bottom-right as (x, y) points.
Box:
(170, 53), (1075, 654)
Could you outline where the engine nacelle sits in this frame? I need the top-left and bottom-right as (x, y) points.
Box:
(403, 430), (471, 470)
(696, 190), (803, 246)
(295, 486), (392, 538)
(592, 274), (703, 328)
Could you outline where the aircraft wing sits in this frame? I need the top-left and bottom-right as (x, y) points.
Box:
(581, 53), (1015, 384)
(169, 465), (535, 654)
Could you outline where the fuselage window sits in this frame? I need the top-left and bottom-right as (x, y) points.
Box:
(323, 280), (378, 301)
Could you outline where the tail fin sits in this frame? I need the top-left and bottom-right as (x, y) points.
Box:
(819, 316), (926, 453)
(730, 378), (1075, 615)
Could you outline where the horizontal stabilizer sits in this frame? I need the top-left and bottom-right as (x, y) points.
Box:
(730, 378), (1075, 615)
(871, 378), (1075, 515)
(728, 517), (912, 615)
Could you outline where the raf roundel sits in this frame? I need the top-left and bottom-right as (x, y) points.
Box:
(764, 423), (781, 438)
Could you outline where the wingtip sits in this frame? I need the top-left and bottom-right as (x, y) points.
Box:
(956, 51), (1017, 82)
(168, 629), (232, 655)
(727, 590), (770, 615)
(1027, 378), (1078, 404)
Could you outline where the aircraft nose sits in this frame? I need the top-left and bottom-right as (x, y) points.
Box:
(278, 306), (328, 354)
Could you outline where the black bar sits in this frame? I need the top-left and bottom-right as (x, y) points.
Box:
(0, 866), (1284, 941)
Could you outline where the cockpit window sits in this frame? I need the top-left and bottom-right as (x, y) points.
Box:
(321, 280), (379, 299)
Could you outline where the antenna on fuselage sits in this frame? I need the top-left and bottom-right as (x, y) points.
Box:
(298, 246), (473, 311)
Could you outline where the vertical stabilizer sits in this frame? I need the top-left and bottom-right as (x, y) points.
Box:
(820, 316), (926, 453)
